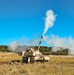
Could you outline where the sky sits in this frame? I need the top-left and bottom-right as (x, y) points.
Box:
(0, 0), (74, 47)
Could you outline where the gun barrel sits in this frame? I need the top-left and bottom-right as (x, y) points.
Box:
(38, 35), (43, 50)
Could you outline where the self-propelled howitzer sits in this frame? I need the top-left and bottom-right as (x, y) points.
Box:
(22, 35), (50, 64)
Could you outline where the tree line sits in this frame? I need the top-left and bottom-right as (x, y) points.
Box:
(0, 45), (10, 52)
(0, 45), (69, 55)
(34, 46), (69, 55)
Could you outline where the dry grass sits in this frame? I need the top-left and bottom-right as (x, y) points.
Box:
(0, 52), (74, 75)
(0, 52), (21, 63)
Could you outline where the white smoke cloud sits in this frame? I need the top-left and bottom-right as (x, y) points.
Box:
(9, 41), (20, 51)
(27, 39), (39, 46)
(9, 40), (29, 52)
(43, 10), (56, 36)
(20, 36), (26, 46)
(44, 34), (74, 54)
(26, 35), (39, 46)
(9, 35), (39, 52)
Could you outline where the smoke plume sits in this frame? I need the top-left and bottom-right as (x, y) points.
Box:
(26, 34), (39, 46)
(9, 41), (20, 51)
(43, 10), (56, 36)
(44, 34), (74, 54)
(27, 38), (39, 46)
(9, 35), (39, 52)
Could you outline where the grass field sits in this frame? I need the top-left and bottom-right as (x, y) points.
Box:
(0, 52), (74, 75)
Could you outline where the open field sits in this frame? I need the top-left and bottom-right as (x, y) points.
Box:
(0, 52), (74, 75)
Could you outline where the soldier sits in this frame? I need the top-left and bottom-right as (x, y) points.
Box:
(22, 51), (28, 64)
